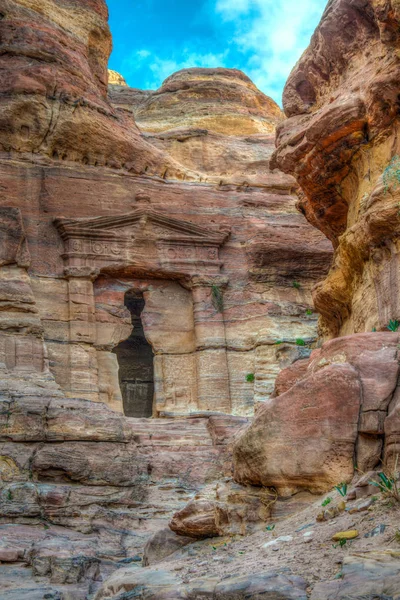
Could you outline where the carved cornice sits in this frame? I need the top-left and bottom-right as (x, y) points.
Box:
(54, 209), (231, 278)
(54, 209), (230, 245)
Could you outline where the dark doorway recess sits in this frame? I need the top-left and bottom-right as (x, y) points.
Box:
(113, 291), (154, 418)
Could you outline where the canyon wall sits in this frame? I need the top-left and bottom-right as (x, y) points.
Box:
(271, 0), (400, 339)
(0, 0), (333, 598)
(234, 0), (400, 499)
(2, 0), (400, 598)
(0, 0), (332, 419)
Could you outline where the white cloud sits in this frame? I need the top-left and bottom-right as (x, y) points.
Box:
(213, 0), (327, 102)
(122, 48), (229, 90)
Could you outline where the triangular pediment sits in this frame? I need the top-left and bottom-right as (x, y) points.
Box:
(54, 209), (230, 245)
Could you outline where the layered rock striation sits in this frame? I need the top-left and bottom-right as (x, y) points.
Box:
(272, 0), (400, 338)
(233, 0), (400, 508)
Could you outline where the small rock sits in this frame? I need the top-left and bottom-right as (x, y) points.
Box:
(296, 523), (314, 532)
(364, 524), (386, 538)
(317, 502), (346, 522)
(263, 535), (293, 549)
(332, 530), (359, 541)
(348, 499), (373, 514)
(303, 531), (314, 538)
(0, 549), (21, 562)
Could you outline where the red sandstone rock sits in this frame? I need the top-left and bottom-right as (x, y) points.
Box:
(234, 363), (362, 495)
(170, 480), (275, 538)
(272, 0), (400, 338)
(234, 333), (400, 493)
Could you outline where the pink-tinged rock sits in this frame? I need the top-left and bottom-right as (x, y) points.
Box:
(310, 551), (400, 600)
(272, 358), (310, 397)
(308, 333), (400, 412)
(0, 548), (21, 562)
(384, 387), (400, 469)
(170, 480), (275, 538)
(233, 364), (362, 495)
(143, 528), (195, 566)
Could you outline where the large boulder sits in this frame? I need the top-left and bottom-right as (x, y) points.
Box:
(170, 480), (275, 538)
(234, 333), (400, 495)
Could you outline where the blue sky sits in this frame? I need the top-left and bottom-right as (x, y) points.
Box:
(107, 0), (328, 105)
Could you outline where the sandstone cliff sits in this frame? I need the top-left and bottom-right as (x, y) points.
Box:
(271, 0), (400, 339)
(1, 0), (399, 598)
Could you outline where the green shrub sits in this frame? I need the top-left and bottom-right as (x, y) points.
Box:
(387, 320), (400, 332)
(292, 281), (301, 289)
(296, 338), (306, 346)
(211, 285), (224, 313)
(306, 309), (313, 316)
(246, 373), (255, 383)
(334, 482), (348, 497)
(369, 457), (400, 502)
(321, 497), (332, 507)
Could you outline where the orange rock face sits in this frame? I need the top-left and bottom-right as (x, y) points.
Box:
(272, 0), (400, 338)
(0, 1), (335, 596)
(233, 0), (400, 500)
(0, 1), (332, 418)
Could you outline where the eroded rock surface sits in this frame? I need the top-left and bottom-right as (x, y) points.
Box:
(234, 333), (400, 494)
(94, 567), (308, 600)
(272, 0), (400, 338)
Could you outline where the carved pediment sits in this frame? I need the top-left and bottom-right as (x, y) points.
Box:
(54, 209), (231, 278)
(54, 209), (230, 245)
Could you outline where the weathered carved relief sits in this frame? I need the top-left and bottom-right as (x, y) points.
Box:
(0, 208), (61, 395)
(54, 209), (229, 276)
(54, 209), (232, 415)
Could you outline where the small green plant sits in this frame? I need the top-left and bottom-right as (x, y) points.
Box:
(7, 490), (12, 501)
(393, 530), (400, 544)
(383, 155), (400, 194)
(334, 482), (348, 497)
(332, 539), (347, 549)
(266, 524), (275, 531)
(246, 373), (255, 383)
(369, 457), (400, 502)
(275, 340), (283, 345)
(387, 320), (400, 332)
(296, 338), (306, 346)
(306, 309), (313, 316)
(211, 285), (224, 313)
(292, 281), (301, 289)
(321, 497), (332, 507)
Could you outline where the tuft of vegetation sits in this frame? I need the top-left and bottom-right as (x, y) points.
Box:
(275, 340), (283, 345)
(306, 309), (313, 316)
(321, 497), (332, 507)
(7, 490), (12, 501)
(387, 320), (400, 332)
(211, 285), (224, 313)
(335, 482), (348, 497)
(265, 524), (275, 531)
(292, 281), (301, 289)
(296, 339), (306, 346)
(246, 373), (255, 383)
(383, 155), (400, 194)
(369, 456), (400, 502)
